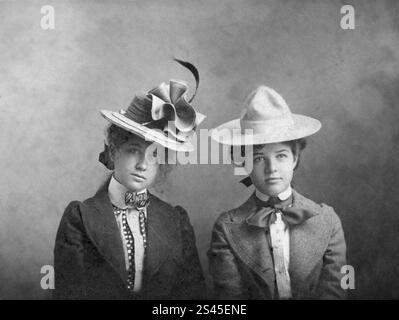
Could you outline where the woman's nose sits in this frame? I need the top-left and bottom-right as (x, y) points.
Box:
(135, 155), (148, 171)
(264, 158), (277, 173)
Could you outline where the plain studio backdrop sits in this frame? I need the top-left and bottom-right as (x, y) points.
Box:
(0, 0), (399, 299)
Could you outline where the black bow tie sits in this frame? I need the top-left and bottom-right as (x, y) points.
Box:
(125, 191), (149, 209)
(246, 195), (314, 228)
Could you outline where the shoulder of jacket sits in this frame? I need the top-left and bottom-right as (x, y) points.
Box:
(59, 200), (87, 229)
(305, 197), (342, 229)
(148, 193), (186, 221)
(63, 200), (84, 216)
(215, 210), (236, 224)
(319, 202), (342, 226)
(293, 190), (342, 228)
(213, 193), (257, 225)
(173, 204), (189, 218)
(215, 203), (252, 225)
(319, 202), (335, 213)
(294, 190), (335, 215)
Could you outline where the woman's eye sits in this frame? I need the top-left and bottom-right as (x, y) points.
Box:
(276, 153), (287, 159)
(129, 148), (140, 154)
(254, 157), (264, 163)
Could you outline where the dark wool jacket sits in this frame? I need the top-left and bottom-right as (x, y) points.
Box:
(54, 182), (205, 300)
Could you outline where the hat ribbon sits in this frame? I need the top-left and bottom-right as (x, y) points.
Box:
(147, 80), (205, 142)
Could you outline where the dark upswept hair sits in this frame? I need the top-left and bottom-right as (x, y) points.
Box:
(230, 138), (307, 170)
(107, 124), (137, 154)
(105, 124), (173, 183)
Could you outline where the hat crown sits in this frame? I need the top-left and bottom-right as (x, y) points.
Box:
(211, 85), (321, 146)
(241, 86), (292, 122)
(125, 92), (154, 124)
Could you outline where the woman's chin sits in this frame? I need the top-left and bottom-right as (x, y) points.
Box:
(125, 181), (148, 192)
(257, 184), (286, 197)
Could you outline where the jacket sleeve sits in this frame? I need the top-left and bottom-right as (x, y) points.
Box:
(53, 201), (88, 300)
(208, 213), (246, 299)
(172, 205), (207, 299)
(316, 207), (348, 299)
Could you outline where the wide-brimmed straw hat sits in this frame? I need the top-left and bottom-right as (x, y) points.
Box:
(211, 86), (321, 145)
(100, 59), (205, 152)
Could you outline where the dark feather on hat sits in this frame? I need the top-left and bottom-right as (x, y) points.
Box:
(173, 58), (199, 103)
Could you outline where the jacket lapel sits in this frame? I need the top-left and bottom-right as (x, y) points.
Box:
(288, 190), (329, 295)
(143, 194), (177, 284)
(81, 181), (127, 285)
(224, 194), (276, 297)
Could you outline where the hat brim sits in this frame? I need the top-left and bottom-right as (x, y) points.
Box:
(211, 114), (321, 145)
(100, 110), (194, 152)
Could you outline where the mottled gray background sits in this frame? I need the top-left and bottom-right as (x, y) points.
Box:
(1, 0), (398, 299)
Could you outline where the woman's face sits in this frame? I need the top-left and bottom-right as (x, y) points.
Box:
(249, 142), (297, 196)
(111, 135), (159, 192)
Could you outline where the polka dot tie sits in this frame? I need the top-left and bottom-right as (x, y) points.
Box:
(113, 196), (148, 293)
(124, 191), (148, 251)
(121, 210), (135, 292)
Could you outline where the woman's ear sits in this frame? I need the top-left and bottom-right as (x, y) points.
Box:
(292, 152), (299, 170)
(294, 153), (298, 165)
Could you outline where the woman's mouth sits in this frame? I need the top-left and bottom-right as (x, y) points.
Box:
(131, 173), (146, 182)
(265, 177), (281, 183)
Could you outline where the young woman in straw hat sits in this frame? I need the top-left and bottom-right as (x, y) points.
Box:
(209, 86), (347, 300)
(54, 61), (206, 299)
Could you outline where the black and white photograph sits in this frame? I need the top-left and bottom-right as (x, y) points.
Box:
(0, 0), (398, 305)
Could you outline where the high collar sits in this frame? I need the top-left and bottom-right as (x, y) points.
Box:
(108, 175), (147, 209)
(255, 185), (292, 202)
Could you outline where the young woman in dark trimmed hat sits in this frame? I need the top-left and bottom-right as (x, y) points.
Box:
(54, 61), (206, 299)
